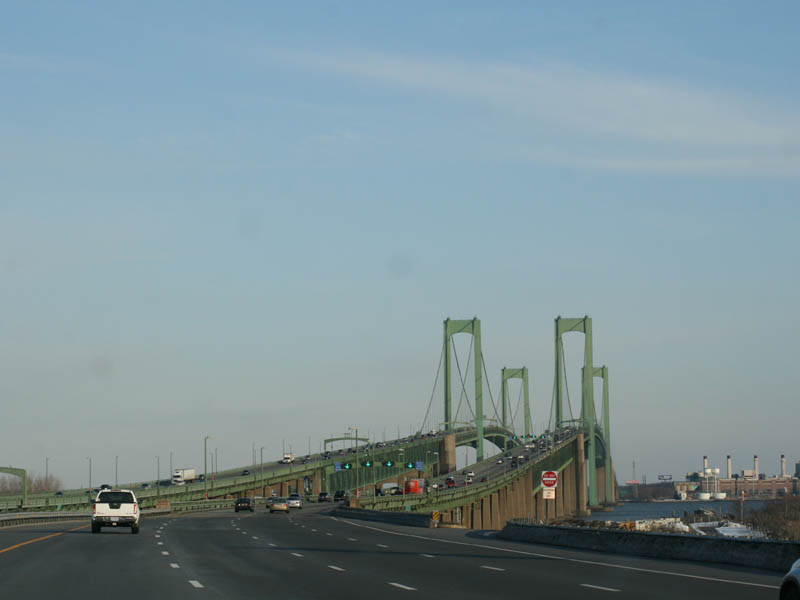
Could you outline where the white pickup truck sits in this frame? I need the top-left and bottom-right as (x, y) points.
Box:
(91, 489), (140, 534)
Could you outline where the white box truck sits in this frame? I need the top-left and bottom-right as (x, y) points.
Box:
(172, 468), (197, 485)
(280, 453), (296, 464)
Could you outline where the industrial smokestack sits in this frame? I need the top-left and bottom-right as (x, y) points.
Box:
(781, 455), (787, 479)
(754, 455), (759, 478)
(727, 455), (732, 479)
(703, 455), (708, 470)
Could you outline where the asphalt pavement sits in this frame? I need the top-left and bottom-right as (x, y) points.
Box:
(0, 504), (783, 599)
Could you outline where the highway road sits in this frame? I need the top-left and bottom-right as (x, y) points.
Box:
(0, 504), (782, 599)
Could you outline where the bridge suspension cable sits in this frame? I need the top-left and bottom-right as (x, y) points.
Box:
(419, 343), (445, 433)
(480, 352), (503, 427)
(452, 336), (475, 423)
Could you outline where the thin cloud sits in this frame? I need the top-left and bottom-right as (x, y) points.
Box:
(263, 48), (800, 176)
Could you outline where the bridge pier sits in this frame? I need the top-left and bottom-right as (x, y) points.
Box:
(440, 434), (456, 475)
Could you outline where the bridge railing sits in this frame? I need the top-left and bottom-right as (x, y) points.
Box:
(358, 434), (578, 513)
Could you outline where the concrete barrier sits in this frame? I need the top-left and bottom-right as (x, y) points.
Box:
(501, 521), (800, 572)
(331, 507), (434, 528)
(0, 509), (171, 529)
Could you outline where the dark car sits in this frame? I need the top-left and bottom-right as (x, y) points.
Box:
(100, 484), (112, 490)
(333, 490), (348, 502)
(235, 497), (254, 512)
(54, 491), (64, 496)
(241, 469), (250, 476)
(318, 491), (332, 502)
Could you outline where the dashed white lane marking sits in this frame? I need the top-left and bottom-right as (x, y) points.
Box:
(328, 565), (346, 571)
(481, 565), (505, 571)
(269, 543), (276, 547)
(155, 535), (161, 538)
(347, 537), (357, 541)
(326, 533), (333, 536)
(252, 536), (258, 540)
(388, 582), (417, 591)
(170, 563), (180, 569)
(420, 554), (435, 558)
(189, 580), (204, 589)
(336, 519), (779, 590)
(161, 551), (169, 556)
(581, 584), (620, 592)
(311, 529), (317, 532)
(291, 552), (303, 558)
(157, 542), (163, 546)
(377, 544), (389, 548)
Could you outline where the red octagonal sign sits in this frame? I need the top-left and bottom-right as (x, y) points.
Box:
(541, 470), (558, 488)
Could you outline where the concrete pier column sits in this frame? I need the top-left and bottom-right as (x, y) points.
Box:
(440, 434), (457, 474)
(280, 481), (289, 496)
(597, 466), (606, 504)
(480, 497), (490, 529)
(576, 433), (589, 516)
(489, 493), (500, 529)
(525, 472), (534, 517)
(535, 490), (544, 521)
(556, 476), (565, 517)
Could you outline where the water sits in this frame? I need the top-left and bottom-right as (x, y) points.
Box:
(592, 500), (766, 522)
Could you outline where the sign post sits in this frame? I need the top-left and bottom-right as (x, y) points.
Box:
(541, 470), (558, 520)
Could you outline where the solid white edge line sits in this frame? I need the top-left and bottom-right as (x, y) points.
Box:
(170, 563), (180, 569)
(328, 565), (346, 571)
(336, 519), (779, 590)
(480, 565), (505, 571)
(188, 580), (204, 588)
(388, 582), (417, 591)
(581, 584), (620, 592)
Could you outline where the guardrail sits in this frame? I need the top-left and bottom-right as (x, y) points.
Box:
(0, 509), (171, 529)
(0, 426), (527, 513)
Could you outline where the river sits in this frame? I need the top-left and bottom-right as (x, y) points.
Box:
(591, 500), (766, 522)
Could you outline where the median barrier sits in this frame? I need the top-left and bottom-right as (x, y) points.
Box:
(331, 506), (435, 528)
(0, 509), (171, 529)
(501, 520), (800, 573)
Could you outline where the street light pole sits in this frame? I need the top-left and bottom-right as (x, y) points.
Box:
(45, 457), (50, 490)
(260, 446), (265, 497)
(115, 456), (118, 487)
(204, 436), (212, 498)
(85, 457), (92, 494)
(156, 456), (160, 501)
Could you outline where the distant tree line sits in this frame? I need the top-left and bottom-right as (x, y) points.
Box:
(745, 496), (800, 541)
(0, 473), (63, 494)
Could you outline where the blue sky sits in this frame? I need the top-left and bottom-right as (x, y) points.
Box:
(1, 2), (799, 487)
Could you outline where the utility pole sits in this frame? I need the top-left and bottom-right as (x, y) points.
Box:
(86, 457), (92, 494)
(45, 457), (50, 490)
(156, 456), (160, 501)
(115, 456), (118, 487)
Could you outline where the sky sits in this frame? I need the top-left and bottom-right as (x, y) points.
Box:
(1, 2), (799, 489)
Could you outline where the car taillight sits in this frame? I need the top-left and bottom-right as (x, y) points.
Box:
(93, 504), (96, 515)
(133, 503), (138, 514)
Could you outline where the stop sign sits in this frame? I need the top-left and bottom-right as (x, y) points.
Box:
(541, 470), (558, 488)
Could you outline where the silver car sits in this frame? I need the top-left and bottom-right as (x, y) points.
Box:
(781, 558), (800, 600)
(287, 494), (303, 509)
